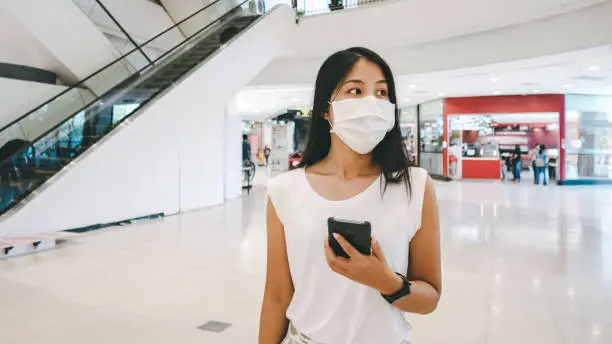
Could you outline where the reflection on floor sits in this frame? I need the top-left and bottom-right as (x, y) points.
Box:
(0, 179), (611, 344)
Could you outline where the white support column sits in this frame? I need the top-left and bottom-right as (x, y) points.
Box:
(224, 113), (244, 200)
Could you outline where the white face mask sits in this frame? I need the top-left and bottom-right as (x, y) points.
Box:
(329, 96), (396, 154)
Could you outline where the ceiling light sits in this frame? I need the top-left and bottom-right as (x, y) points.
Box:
(494, 90), (501, 95)
(408, 84), (416, 89)
(490, 76), (499, 82)
(404, 98), (411, 102)
(532, 90), (540, 93)
(564, 84), (573, 88)
(589, 65), (600, 71)
(438, 92), (446, 97)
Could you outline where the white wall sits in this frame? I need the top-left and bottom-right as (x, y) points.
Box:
(0, 5), (296, 237)
(224, 114), (243, 200)
(250, 0), (612, 86)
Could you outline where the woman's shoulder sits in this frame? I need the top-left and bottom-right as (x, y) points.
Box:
(267, 169), (304, 222)
(386, 167), (429, 196)
(409, 166), (429, 184)
(268, 168), (304, 191)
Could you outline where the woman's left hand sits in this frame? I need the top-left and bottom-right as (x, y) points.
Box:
(324, 234), (403, 295)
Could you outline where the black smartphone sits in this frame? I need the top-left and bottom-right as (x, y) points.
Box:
(327, 217), (372, 259)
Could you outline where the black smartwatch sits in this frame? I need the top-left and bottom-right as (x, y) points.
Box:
(381, 273), (411, 304)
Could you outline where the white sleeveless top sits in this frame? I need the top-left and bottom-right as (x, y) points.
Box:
(267, 167), (429, 344)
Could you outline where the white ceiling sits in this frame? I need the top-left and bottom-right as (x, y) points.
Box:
(0, 9), (69, 77)
(291, 0), (608, 59)
(232, 45), (612, 120)
(250, 0), (612, 87)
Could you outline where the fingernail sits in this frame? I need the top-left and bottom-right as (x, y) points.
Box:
(333, 233), (339, 239)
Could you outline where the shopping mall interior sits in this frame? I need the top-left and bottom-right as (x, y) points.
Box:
(1, 0), (611, 343)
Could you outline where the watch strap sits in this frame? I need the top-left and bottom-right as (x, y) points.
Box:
(381, 272), (411, 304)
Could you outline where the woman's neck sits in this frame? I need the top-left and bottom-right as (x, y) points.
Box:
(317, 136), (378, 179)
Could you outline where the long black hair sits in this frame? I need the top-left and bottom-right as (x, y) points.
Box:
(539, 144), (546, 154)
(300, 47), (413, 195)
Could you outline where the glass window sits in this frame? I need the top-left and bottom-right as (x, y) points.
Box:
(418, 99), (444, 175)
(400, 106), (418, 163)
(564, 95), (612, 180)
(419, 100), (444, 153)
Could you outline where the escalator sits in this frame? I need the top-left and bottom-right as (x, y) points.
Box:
(0, 0), (260, 216)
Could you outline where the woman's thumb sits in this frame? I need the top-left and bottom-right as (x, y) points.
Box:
(372, 237), (385, 261)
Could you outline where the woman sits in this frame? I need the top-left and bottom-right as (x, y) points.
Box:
(534, 144), (548, 185)
(260, 47), (442, 344)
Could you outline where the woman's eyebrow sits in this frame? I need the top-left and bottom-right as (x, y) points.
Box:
(343, 79), (364, 84)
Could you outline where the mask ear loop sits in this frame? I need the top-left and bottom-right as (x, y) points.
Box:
(326, 87), (342, 134)
(326, 100), (335, 134)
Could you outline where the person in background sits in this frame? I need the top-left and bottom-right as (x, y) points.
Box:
(264, 145), (272, 166)
(511, 144), (522, 182)
(500, 149), (507, 182)
(529, 144), (540, 183)
(534, 144), (548, 185)
(242, 134), (252, 164)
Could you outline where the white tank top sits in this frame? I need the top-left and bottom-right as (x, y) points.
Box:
(267, 167), (429, 344)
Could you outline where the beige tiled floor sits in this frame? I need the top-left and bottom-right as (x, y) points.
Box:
(1, 178), (611, 343)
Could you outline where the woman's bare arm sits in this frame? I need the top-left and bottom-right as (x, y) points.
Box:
(259, 198), (294, 344)
(388, 176), (442, 314)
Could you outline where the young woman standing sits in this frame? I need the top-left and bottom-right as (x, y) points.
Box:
(260, 47), (442, 344)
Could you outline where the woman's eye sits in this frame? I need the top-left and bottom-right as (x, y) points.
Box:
(348, 88), (362, 95)
(376, 89), (388, 97)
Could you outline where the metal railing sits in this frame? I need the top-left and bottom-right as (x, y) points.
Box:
(0, 0), (252, 215)
(296, 0), (389, 16)
(0, 0), (249, 149)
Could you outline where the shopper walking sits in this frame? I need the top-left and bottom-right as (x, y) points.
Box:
(264, 145), (271, 166)
(512, 144), (522, 182)
(529, 144), (540, 183)
(534, 144), (548, 185)
(242, 134), (252, 164)
(260, 47), (442, 344)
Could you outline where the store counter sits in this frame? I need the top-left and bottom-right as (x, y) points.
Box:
(462, 157), (501, 179)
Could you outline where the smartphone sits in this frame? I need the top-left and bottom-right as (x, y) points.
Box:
(327, 217), (372, 259)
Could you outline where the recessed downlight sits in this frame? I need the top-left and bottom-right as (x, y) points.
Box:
(490, 76), (500, 82)
(564, 84), (573, 88)
(408, 84), (416, 89)
(438, 92), (446, 97)
(532, 89), (540, 93)
(494, 90), (501, 95)
(589, 65), (600, 71)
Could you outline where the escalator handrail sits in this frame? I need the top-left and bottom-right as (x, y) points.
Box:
(0, 0), (232, 135)
(0, 0), (250, 169)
